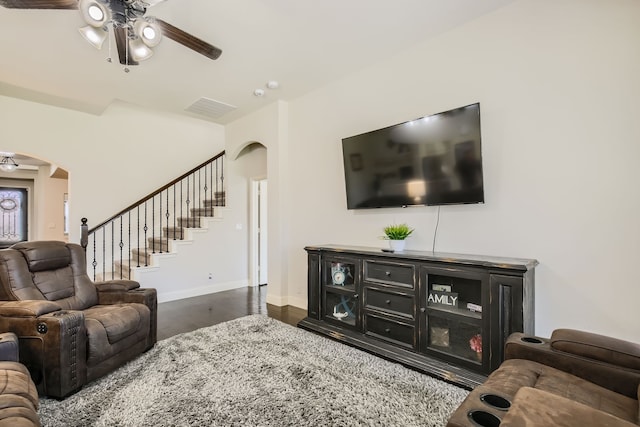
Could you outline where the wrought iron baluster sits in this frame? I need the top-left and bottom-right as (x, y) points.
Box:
(152, 196), (155, 253)
(129, 211), (133, 279)
(215, 158), (219, 206)
(143, 202), (148, 267)
(203, 165), (208, 217)
(159, 191), (162, 253)
(119, 216), (124, 279)
(93, 231), (98, 281)
(185, 176), (190, 238)
(192, 172), (196, 219)
(220, 156), (225, 206)
(172, 184), (176, 244)
(165, 189), (169, 253)
(136, 206), (140, 268)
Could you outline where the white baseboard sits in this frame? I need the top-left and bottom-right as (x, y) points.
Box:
(157, 280), (248, 304)
(287, 296), (307, 310)
(265, 294), (307, 310)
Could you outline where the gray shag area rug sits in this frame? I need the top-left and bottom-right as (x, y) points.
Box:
(38, 315), (468, 426)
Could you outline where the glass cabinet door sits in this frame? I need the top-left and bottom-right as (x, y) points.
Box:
(421, 267), (488, 370)
(322, 258), (359, 329)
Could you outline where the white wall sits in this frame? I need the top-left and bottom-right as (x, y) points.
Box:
(1, 97), (225, 242)
(226, 101), (291, 307)
(36, 170), (68, 241)
(282, 0), (640, 341)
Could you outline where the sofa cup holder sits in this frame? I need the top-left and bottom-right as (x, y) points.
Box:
(521, 336), (544, 344)
(468, 410), (501, 427)
(480, 393), (511, 411)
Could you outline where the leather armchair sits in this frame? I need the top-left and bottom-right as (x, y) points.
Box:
(447, 329), (640, 427)
(0, 241), (157, 399)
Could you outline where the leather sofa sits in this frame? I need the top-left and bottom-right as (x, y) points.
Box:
(447, 329), (640, 427)
(0, 241), (157, 399)
(0, 332), (40, 427)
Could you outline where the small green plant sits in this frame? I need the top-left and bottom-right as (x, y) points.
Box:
(382, 223), (414, 240)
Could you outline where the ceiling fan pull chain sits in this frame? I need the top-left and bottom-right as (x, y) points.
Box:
(123, 23), (130, 73)
(106, 22), (113, 63)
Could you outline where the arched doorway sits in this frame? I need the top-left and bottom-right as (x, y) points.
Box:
(233, 142), (268, 288)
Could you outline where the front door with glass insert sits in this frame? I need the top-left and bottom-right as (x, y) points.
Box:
(0, 187), (28, 248)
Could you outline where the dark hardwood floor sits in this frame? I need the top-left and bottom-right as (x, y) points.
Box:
(157, 286), (307, 341)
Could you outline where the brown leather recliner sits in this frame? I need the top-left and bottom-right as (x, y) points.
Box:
(0, 241), (157, 399)
(446, 329), (640, 427)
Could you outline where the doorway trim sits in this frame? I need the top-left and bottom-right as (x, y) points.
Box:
(250, 176), (268, 287)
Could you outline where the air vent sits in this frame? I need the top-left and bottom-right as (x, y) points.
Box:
(185, 97), (236, 119)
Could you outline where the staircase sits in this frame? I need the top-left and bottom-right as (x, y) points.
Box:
(110, 194), (225, 280)
(82, 152), (226, 283)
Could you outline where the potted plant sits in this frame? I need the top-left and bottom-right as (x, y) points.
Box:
(382, 223), (414, 252)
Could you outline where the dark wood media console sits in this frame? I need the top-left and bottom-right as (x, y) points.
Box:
(298, 245), (537, 389)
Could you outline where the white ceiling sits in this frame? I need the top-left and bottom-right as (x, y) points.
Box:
(0, 0), (515, 125)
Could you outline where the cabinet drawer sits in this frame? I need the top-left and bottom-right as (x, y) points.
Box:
(364, 261), (414, 287)
(365, 288), (414, 318)
(365, 314), (415, 349)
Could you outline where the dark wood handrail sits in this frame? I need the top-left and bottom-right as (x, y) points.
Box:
(88, 150), (225, 234)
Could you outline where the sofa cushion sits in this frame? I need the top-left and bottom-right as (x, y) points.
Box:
(500, 387), (637, 427)
(84, 304), (146, 344)
(84, 303), (151, 367)
(551, 329), (640, 371)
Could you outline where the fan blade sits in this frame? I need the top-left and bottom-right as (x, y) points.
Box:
(0, 0), (77, 9)
(156, 19), (222, 60)
(114, 26), (139, 66)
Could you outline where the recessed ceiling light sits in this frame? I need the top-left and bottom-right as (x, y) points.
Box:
(266, 81), (279, 90)
(253, 89), (265, 97)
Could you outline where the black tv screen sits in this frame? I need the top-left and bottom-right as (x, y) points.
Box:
(341, 103), (484, 209)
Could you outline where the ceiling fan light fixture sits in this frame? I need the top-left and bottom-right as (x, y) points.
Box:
(78, 25), (108, 49)
(79, 0), (111, 27)
(134, 19), (162, 47)
(129, 38), (154, 62)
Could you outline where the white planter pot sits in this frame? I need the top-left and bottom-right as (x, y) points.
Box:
(389, 240), (406, 252)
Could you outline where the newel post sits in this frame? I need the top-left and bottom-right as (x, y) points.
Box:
(80, 218), (88, 252)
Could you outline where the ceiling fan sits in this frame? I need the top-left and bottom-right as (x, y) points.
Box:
(0, 0), (222, 68)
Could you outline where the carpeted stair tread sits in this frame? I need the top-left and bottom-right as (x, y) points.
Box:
(177, 217), (201, 227)
(190, 207), (216, 217)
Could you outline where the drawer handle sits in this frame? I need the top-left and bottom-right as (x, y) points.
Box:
(420, 307), (426, 313)
(354, 294), (359, 299)
(385, 299), (391, 305)
(384, 328), (391, 333)
(385, 271), (391, 276)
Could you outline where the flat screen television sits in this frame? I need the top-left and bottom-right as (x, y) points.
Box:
(341, 103), (484, 209)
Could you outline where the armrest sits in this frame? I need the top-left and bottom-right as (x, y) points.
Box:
(505, 331), (640, 398)
(94, 279), (140, 292)
(0, 332), (19, 362)
(0, 300), (61, 317)
(500, 387), (637, 427)
(550, 329), (640, 371)
(0, 308), (87, 398)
